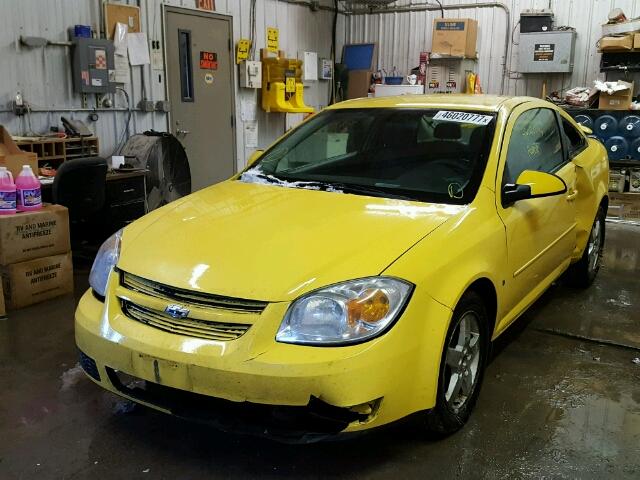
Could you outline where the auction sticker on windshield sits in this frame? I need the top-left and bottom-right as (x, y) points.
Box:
(433, 111), (493, 125)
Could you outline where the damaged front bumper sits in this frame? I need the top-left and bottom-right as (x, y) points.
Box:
(75, 278), (452, 440)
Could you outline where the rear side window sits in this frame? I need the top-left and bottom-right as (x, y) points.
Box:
(503, 108), (564, 184)
(562, 118), (586, 158)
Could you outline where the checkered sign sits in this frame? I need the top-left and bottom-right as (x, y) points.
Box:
(95, 49), (107, 70)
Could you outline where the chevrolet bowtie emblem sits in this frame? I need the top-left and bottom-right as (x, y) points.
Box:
(164, 304), (190, 319)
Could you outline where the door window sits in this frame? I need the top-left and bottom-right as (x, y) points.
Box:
(503, 108), (564, 184)
(561, 118), (586, 158)
(178, 29), (194, 102)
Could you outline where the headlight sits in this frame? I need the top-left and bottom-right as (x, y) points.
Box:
(89, 229), (123, 298)
(276, 277), (413, 345)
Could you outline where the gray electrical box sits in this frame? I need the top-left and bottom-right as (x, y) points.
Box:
(71, 37), (116, 93)
(518, 31), (576, 73)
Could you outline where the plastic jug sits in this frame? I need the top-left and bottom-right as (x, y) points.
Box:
(15, 164), (42, 212)
(0, 166), (17, 215)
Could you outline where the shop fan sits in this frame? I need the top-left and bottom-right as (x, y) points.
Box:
(120, 132), (191, 211)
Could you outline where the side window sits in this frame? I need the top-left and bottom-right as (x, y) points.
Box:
(561, 118), (586, 158)
(503, 108), (565, 184)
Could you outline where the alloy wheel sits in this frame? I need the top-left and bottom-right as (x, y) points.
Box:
(444, 311), (482, 412)
(587, 218), (602, 274)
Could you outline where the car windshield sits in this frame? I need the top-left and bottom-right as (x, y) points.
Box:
(240, 108), (497, 204)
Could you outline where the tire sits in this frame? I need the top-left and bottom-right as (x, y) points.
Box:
(566, 206), (605, 288)
(425, 290), (489, 435)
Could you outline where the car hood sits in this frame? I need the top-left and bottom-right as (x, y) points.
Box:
(117, 180), (465, 302)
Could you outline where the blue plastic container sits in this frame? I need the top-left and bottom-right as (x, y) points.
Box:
(74, 25), (91, 38)
(605, 136), (629, 161)
(594, 114), (618, 140)
(384, 76), (403, 85)
(574, 114), (593, 130)
(620, 115), (640, 138)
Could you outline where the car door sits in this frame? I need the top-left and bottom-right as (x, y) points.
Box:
(495, 105), (577, 331)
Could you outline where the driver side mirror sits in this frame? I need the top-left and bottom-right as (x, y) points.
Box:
(578, 124), (592, 135)
(246, 149), (264, 168)
(502, 170), (567, 207)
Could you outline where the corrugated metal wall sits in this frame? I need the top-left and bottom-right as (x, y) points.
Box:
(0, 0), (338, 171)
(2, 0), (638, 173)
(341, 0), (640, 96)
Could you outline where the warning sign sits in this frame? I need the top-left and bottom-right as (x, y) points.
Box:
(267, 27), (279, 53)
(95, 49), (107, 70)
(285, 70), (295, 93)
(533, 44), (555, 62)
(199, 51), (218, 70)
(236, 38), (250, 64)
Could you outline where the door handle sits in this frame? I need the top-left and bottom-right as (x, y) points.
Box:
(566, 189), (578, 201)
(176, 128), (190, 136)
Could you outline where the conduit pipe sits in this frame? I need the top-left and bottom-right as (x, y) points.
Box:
(277, 0), (511, 94)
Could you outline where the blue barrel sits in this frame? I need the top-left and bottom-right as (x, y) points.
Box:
(605, 136), (629, 161)
(574, 114), (593, 130)
(630, 138), (640, 160)
(619, 115), (640, 138)
(594, 115), (618, 140)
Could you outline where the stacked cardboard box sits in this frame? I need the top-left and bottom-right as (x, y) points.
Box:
(0, 126), (38, 178)
(0, 205), (73, 310)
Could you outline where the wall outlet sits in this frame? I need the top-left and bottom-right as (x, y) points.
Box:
(155, 100), (171, 112)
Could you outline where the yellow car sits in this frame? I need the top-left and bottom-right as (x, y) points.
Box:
(76, 95), (608, 442)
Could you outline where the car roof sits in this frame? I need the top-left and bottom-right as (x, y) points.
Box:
(327, 94), (541, 113)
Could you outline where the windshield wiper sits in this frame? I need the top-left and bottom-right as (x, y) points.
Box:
(326, 182), (416, 201)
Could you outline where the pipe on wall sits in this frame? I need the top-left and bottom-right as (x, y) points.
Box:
(277, 0), (511, 95)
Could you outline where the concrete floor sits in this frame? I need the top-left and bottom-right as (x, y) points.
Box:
(1, 223), (639, 480)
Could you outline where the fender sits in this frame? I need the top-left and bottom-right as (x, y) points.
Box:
(571, 138), (609, 261)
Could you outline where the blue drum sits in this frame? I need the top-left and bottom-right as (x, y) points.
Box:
(594, 115), (618, 140)
(574, 114), (593, 130)
(605, 136), (629, 161)
(619, 115), (640, 138)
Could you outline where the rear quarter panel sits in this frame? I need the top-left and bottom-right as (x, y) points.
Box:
(570, 137), (609, 260)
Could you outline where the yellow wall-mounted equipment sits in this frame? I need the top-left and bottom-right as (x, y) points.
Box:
(261, 56), (314, 113)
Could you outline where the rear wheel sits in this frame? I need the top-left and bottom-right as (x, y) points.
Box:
(567, 206), (605, 288)
(425, 291), (489, 435)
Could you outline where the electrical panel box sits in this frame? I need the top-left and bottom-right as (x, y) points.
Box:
(239, 60), (262, 89)
(71, 37), (116, 93)
(518, 31), (576, 73)
(425, 58), (476, 94)
(520, 9), (554, 33)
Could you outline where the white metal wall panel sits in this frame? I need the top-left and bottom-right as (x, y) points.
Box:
(0, 0), (336, 172)
(341, 0), (640, 97)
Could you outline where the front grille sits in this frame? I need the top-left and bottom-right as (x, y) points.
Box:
(120, 270), (267, 313)
(120, 300), (251, 341)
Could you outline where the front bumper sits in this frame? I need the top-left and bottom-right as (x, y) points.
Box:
(75, 275), (452, 438)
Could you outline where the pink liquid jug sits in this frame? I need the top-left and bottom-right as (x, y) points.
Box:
(0, 166), (17, 215)
(15, 165), (42, 212)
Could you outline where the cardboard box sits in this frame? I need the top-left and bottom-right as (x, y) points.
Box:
(635, 33), (640, 50)
(599, 34), (634, 51)
(0, 204), (70, 264)
(599, 81), (634, 110)
(0, 126), (38, 178)
(1, 252), (73, 310)
(432, 18), (478, 58)
(347, 70), (371, 99)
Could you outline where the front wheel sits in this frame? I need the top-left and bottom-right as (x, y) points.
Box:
(425, 291), (489, 435)
(566, 206), (605, 288)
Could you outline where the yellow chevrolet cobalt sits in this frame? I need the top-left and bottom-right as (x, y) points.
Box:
(76, 95), (608, 442)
